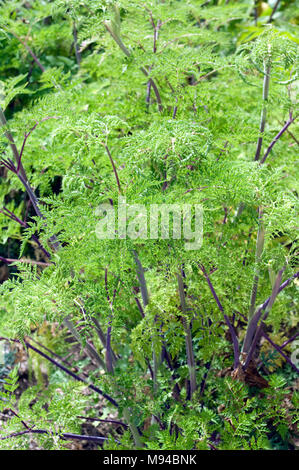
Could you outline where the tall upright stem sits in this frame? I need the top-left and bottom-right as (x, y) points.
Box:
(104, 21), (163, 112)
(177, 273), (196, 398)
(199, 264), (240, 369)
(9, 31), (45, 73)
(261, 114), (295, 164)
(73, 22), (81, 67)
(104, 145), (122, 194)
(243, 266), (284, 355)
(235, 58), (271, 219)
(248, 208), (265, 323)
(0, 104), (27, 182)
(255, 61), (271, 162)
(268, 0), (281, 23)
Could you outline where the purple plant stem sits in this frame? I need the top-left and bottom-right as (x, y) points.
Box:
(0, 429), (120, 444)
(199, 264), (240, 368)
(177, 273), (197, 397)
(145, 16), (156, 108)
(242, 227), (253, 266)
(0, 256), (51, 267)
(104, 268), (115, 374)
(199, 265), (224, 312)
(62, 432), (119, 444)
(259, 271), (298, 311)
(281, 333), (299, 349)
(199, 357), (214, 398)
(91, 317), (107, 348)
(73, 22), (81, 67)
(17, 117), (59, 173)
(284, 126), (299, 145)
(208, 442), (218, 450)
(223, 206), (228, 224)
(134, 295), (145, 318)
(147, 78), (163, 113)
(146, 7), (161, 109)
(10, 32), (45, 73)
(0, 157), (17, 173)
(146, 79), (152, 107)
(217, 141), (228, 161)
(106, 324), (113, 373)
(0, 207), (51, 259)
(162, 345), (181, 400)
(63, 316), (105, 369)
(28, 336), (89, 379)
(0, 156), (44, 219)
(243, 270), (297, 354)
(260, 115), (295, 164)
(104, 22), (163, 112)
(248, 208), (264, 321)
(0, 337), (112, 401)
(224, 315), (240, 369)
(104, 144), (122, 194)
(152, 415), (166, 431)
(0, 207), (26, 227)
(172, 104), (178, 120)
(8, 409), (30, 430)
(254, 61), (271, 162)
(24, 339), (118, 407)
(30, 234), (52, 259)
(0, 107), (61, 250)
(77, 416), (128, 428)
(133, 250), (149, 307)
(262, 331), (299, 373)
(166, 79), (178, 120)
(244, 265), (284, 353)
(268, 0), (281, 23)
(150, 16), (161, 54)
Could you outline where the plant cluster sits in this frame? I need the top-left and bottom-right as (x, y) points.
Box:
(0, 0), (298, 450)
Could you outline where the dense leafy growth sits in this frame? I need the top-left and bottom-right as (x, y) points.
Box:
(0, 0), (298, 450)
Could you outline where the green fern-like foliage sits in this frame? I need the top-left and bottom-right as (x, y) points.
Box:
(0, 0), (298, 450)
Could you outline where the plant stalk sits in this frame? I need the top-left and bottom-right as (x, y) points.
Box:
(254, 61), (271, 162)
(243, 266), (285, 355)
(177, 273), (197, 397)
(248, 208), (265, 324)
